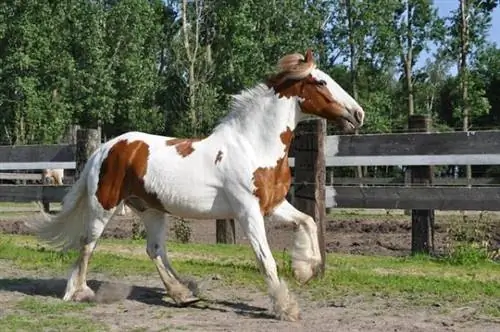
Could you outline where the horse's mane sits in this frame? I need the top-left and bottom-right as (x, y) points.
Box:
(214, 51), (316, 129)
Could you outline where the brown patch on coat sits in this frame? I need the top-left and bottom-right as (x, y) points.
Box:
(166, 138), (203, 157)
(96, 140), (165, 212)
(252, 127), (294, 215)
(215, 150), (223, 165)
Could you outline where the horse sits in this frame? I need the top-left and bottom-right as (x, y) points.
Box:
(42, 168), (65, 185)
(26, 49), (364, 321)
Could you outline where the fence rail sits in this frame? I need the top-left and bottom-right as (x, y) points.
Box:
(1, 119), (500, 256)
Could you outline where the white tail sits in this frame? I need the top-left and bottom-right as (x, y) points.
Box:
(27, 163), (92, 251)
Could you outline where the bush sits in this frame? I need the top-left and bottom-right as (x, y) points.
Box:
(444, 211), (500, 265)
(172, 218), (192, 243)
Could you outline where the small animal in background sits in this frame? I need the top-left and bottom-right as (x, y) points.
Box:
(42, 168), (64, 185)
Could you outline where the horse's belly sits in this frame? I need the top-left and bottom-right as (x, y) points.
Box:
(159, 186), (234, 219)
(143, 151), (234, 219)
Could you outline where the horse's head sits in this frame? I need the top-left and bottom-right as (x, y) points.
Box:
(268, 49), (364, 133)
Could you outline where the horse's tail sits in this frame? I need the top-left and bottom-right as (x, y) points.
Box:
(26, 155), (96, 251)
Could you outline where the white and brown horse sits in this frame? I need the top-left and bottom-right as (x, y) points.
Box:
(27, 49), (364, 321)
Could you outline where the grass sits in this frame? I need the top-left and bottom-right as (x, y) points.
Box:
(0, 297), (106, 332)
(0, 314), (107, 332)
(1, 234), (499, 315)
(0, 202), (62, 218)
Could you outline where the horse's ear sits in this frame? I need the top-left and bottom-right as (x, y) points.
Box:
(305, 49), (314, 63)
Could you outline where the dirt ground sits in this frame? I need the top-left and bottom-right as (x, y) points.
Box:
(1, 212), (500, 331)
(1, 260), (499, 332)
(1, 210), (499, 256)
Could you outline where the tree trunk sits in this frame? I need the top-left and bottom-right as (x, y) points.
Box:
(459, 0), (472, 185)
(182, 0), (200, 136)
(346, 0), (363, 179)
(405, 0), (414, 117)
(189, 63), (196, 135)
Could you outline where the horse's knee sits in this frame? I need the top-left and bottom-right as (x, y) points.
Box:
(146, 242), (160, 259)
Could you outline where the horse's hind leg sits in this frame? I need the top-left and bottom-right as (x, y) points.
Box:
(140, 209), (198, 305)
(62, 213), (111, 302)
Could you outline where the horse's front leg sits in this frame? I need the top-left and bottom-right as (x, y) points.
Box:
(229, 196), (300, 321)
(266, 200), (322, 284)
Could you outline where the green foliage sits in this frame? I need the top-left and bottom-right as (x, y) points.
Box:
(445, 212), (500, 265)
(0, 0), (498, 143)
(172, 217), (192, 244)
(445, 241), (498, 265)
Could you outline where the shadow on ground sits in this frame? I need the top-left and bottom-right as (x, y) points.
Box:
(0, 277), (273, 319)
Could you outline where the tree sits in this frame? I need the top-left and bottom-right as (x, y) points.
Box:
(392, 0), (444, 118)
(103, 0), (164, 137)
(0, 1), (75, 144)
(473, 44), (500, 127)
(67, 0), (115, 132)
(444, 0), (498, 181)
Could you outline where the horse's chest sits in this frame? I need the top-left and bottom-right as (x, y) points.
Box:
(252, 156), (291, 215)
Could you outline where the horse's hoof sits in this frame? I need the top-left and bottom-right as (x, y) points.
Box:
(278, 310), (301, 322)
(72, 286), (96, 302)
(292, 260), (320, 284)
(176, 296), (201, 307)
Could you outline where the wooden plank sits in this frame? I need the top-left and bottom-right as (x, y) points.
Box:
(324, 154), (500, 167)
(0, 185), (70, 202)
(327, 177), (500, 186)
(292, 154), (500, 167)
(0, 162), (76, 170)
(0, 144), (75, 163)
(325, 186), (336, 208)
(325, 130), (500, 157)
(0, 173), (42, 181)
(332, 186), (500, 211)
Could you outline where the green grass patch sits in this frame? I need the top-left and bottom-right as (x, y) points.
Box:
(1, 234), (499, 316)
(0, 235), (264, 288)
(0, 297), (105, 332)
(0, 313), (107, 332)
(15, 297), (94, 314)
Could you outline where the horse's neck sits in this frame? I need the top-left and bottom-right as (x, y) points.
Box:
(214, 88), (300, 161)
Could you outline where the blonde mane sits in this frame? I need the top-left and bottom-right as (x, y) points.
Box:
(214, 51), (316, 129)
(276, 52), (316, 80)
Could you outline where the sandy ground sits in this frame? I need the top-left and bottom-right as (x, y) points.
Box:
(1, 212), (499, 331)
(1, 259), (499, 332)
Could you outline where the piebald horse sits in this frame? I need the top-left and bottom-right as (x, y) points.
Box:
(28, 49), (364, 321)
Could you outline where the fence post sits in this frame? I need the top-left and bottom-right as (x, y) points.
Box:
(408, 115), (434, 254)
(76, 129), (101, 180)
(216, 219), (236, 244)
(292, 119), (326, 277)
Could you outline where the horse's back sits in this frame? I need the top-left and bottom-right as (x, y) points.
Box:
(91, 131), (233, 219)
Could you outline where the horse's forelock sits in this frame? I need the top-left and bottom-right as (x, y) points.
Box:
(276, 52), (315, 81)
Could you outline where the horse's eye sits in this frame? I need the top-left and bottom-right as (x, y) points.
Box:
(317, 80), (327, 86)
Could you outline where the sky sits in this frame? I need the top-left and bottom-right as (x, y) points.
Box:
(417, 0), (500, 69)
(435, 0), (500, 45)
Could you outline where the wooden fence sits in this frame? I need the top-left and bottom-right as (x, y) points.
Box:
(1, 117), (500, 269)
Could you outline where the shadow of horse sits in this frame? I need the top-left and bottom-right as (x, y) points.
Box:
(0, 277), (273, 319)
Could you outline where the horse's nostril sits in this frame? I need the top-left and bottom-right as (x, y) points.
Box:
(354, 109), (364, 124)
